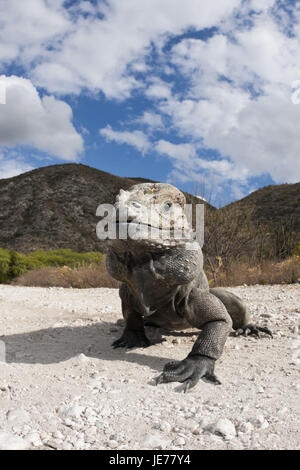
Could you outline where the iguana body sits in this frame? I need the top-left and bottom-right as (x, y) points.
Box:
(105, 183), (271, 391)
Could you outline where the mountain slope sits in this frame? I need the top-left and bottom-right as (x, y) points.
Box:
(0, 163), (209, 253)
(223, 183), (300, 235)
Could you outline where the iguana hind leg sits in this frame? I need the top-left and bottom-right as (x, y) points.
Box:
(210, 287), (272, 337)
(210, 287), (251, 329)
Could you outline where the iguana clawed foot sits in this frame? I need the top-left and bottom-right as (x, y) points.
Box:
(234, 323), (273, 338)
(155, 355), (221, 392)
(112, 328), (151, 349)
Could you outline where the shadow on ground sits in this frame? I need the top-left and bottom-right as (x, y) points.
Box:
(0, 321), (195, 372)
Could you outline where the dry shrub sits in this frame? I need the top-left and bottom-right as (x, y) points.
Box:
(13, 258), (119, 289)
(207, 256), (300, 287)
(13, 255), (300, 289)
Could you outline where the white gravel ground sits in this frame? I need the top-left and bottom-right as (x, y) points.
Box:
(0, 284), (299, 450)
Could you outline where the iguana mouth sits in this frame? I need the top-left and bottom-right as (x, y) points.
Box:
(113, 220), (192, 249)
(116, 221), (174, 231)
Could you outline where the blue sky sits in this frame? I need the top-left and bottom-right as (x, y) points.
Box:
(0, 0), (300, 205)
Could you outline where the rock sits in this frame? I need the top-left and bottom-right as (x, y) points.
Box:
(159, 421), (172, 433)
(25, 432), (42, 447)
(211, 418), (236, 440)
(0, 432), (30, 450)
(173, 437), (186, 446)
(142, 434), (167, 449)
(192, 427), (202, 435)
(108, 440), (118, 449)
(228, 439), (244, 450)
(199, 416), (211, 430)
(239, 422), (254, 434)
(6, 409), (30, 424)
(52, 431), (65, 440)
(277, 407), (289, 415)
(251, 433), (261, 448)
(75, 353), (89, 362)
(57, 404), (85, 420)
(291, 339), (300, 349)
(252, 415), (269, 429)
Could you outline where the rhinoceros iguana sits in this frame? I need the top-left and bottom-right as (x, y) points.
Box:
(104, 183), (271, 391)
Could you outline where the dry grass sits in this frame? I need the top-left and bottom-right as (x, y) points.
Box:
(13, 259), (119, 289)
(206, 256), (300, 287)
(13, 255), (300, 289)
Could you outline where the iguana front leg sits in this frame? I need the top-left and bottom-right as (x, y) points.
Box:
(112, 283), (151, 349)
(156, 289), (232, 391)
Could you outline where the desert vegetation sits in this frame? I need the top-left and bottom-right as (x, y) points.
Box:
(14, 261), (119, 289)
(0, 249), (103, 283)
(203, 206), (299, 286)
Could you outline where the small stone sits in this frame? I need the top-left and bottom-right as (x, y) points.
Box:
(251, 433), (260, 448)
(142, 434), (167, 449)
(159, 421), (172, 433)
(192, 427), (202, 435)
(57, 404), (85, 420)
(278, 407), (289, 415)
(25, 432), (42, 447)
(173, 437), (186, 446)
(211, 418), (236, 440)
(75, 353), (89, 362)
(252, 415), (269, 429)
(108, 440), (118, 449)
(199, 416), (211, 430)
(0, 432), (30, 450)
(52, 431), (64, 440)
(239, 422), (254, 434)
(6, 409), (30, 424)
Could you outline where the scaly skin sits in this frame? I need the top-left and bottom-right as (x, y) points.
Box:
(105, 183), (272, 391)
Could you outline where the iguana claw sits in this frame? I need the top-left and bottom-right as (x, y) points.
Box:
(112, 328), (151, 349)
(155, 355), (221, 392)
(234, 323), (273, 338)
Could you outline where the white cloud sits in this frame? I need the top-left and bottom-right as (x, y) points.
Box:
(145, 79), (173, 100)
(1, 1), (300, 197)
(0, 75), (83, 160)
(0, 0), (70, 65)
(153, 6), (300, 190)
(155, 140), (196, 161)
(99, 125), (151, 155)
(0, 0), (241, 99)
(0, 154), (34, 179)
(137, 111), (164, 129)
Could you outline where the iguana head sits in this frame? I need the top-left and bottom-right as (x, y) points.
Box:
(106, 182), (195, 252)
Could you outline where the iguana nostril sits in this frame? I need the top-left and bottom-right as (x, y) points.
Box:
(130, 201), (142, 209)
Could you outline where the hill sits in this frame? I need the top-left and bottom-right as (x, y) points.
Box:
(0, 163), (209, 253)
(223, 183), (300, 235)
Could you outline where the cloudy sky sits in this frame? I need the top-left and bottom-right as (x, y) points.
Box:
(0, 0), (300, 204)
